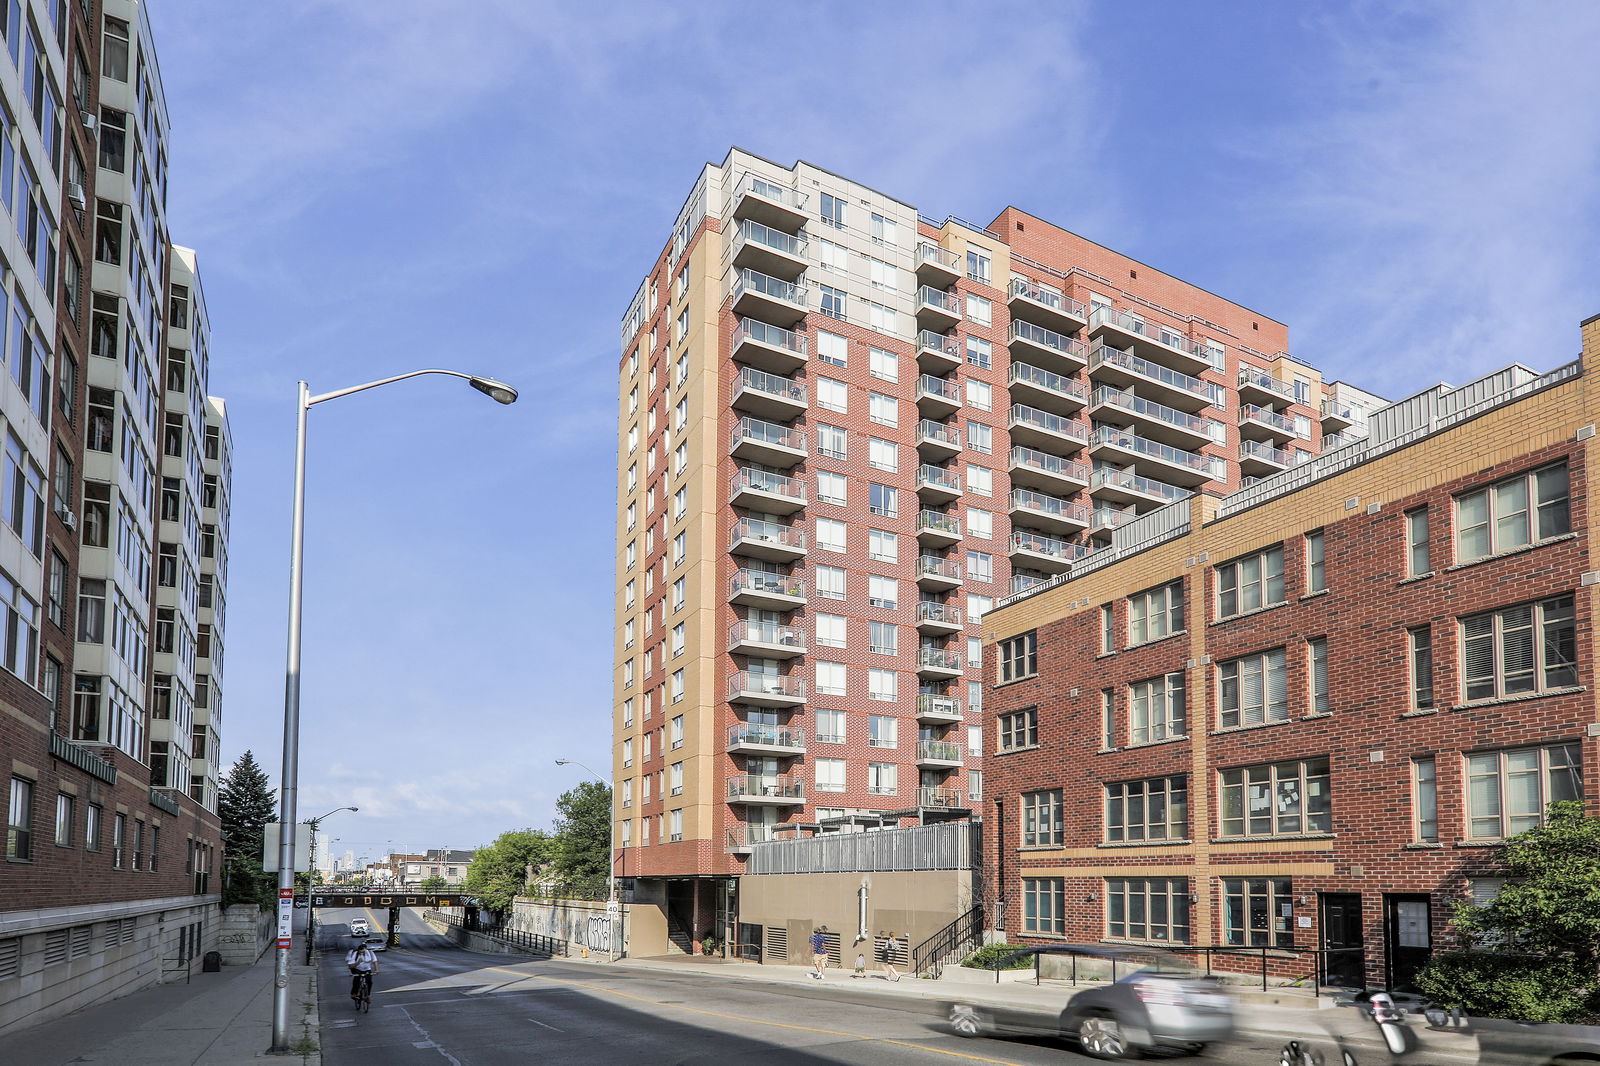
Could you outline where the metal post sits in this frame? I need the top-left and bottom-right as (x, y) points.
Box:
(304, 820), (316, 965)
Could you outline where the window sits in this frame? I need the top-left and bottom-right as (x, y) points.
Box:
(1217, 546), (1284, 618)
(816, 330), (847, 367)
(815, 565), (845, 600)
(1308, 638), (1329, 714)
(869, 483), (897, 518)
(1218, 649), (1288, 727)
(670, 669), (684, 702)
(1305, 530), (1326, 593)
(1467, 742), (1581, 838)
(815, 661), (846, 696)
(968, 681), (984, 717)
(965, 336), (991, 369)
(622, 737), (633, 768)
(1455, 464), (1569, 562)
(1129, 673), (1186, 744)
(819, 192), (844, 229)
(816, 237), (847, 275)
(965, 294), (992, 326)
(46, 550), (66, 628)
(869, 347), (897, 383)
(816, 470), (847, 506)
(868, 621), (897, 656)
(997, 632), (1036, 683)
(815, 757), (846, 792)
(1106, 777), (1187, 842)
(966, 249), (991, 284)
(670, 623), (685, 657)
(817, 424), (847, 460)
(668, 809), (682, 841)
(870, 212), (897, 247)
(1129, 582), (1184, 645)
(1021, 790), (1062, 846)
(998, 707), (1038, 751)
(868, 575), (899, 610)
(1461, 595), (1577, 701)
(966, 550), (993, 583)
(967, 594), (991, 622)
(815, 708), (845, 744)
(967, 724), (983, 756)
(868, 668), (898, 702)
(815, 517), (846, 553)
(670, 714), (684, 748)
(1409, 627), (1434, 710)
(868, 529), (899, 564)
(670, 762), (683, 796)
(1222, 878), (1293, 948)
(621, 778), (633, 808)
(815, 613), (846, 648)
(868, 715), (897, 748)
(966, 380), (992, 412)
(1406, 508), (1430, 576)
(817, 377), (847, 413)
(1412, 757), (1438, 843)
(1022, 877), (1064, 935)
(966, 421), (992, 454)
(85, 804), (100, 851)
(1107, 879), (1190, 943)
(112, 812), (125, 868)
(969, 770), (984, 802)
(7, 777), (33, 859)
(967, 508), (992, 539)
(868, 436), (898, 470)
(1219, 758), (1330, 837)
(869, 394), (898, 430)
(819, 285), (846, 320)
(968, 636), (983, 668)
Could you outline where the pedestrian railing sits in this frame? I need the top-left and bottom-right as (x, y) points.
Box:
(425, 909), (568, 957)
(912, 904), (983, 978)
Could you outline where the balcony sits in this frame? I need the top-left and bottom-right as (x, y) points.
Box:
(726, 725), (807, 755)
(1010, 529), (1090, 574)
(916, 418), (962, 460)
(1008, 277), (1088, 334)
(916, 373), (962, 417)
(1008, 362), (1088, 414)
(1008, 403), (1088, 452)
(729, 467), (807, 515)
(1009, 487), (1090, 535)
(915, 463), (962, 503)
(916, 600), (964, 634)
(730, 218), (808, 279)
(1088, 305), (1211, 376)
(1237, 366), (1298, 407)
(915, 694), (963, 723)
(917, 554), (963, 590)
(917, 329), (962, 373)
(1009, 445), (1089, 494)
(732, 268), (808, 327)
(917, 786), (965, 808)
(728, 172), (808, 231)
(729, 568), (807, 610)
(726, 672), (807, 707)
(1239, 440), (1295, 477)
(915, 285), (962, 330)
(1321, 399), (1360, 434)
(1009, 319), (1088, 375)
(1091, 507), (1139, 536)
(1089, 426), (1216, 488)
(916, 739), (964, 767)
(728, 620), (807, 659)
(725, 826), (774, 853)
(729, 517), (808, 562)
(1089, 343), (1212, 411)
(1238, 403), (1298, 444)
(726, 773), (806, 805)
(1090, 386), (1215, 450)
(917, 647), (964, 679)
(730, 416), (807, 467)
(731, 318), (808, 374)
(915, 242), (962, 286)
(1089, 466), (1191, 508)
(915, 509), (962, 547)
(733, 366), (808, 421)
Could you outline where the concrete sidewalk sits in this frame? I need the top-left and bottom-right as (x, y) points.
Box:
(4, 950), (322, 1066)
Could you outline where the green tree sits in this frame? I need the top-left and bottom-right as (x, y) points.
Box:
(420, 875), (447, 893)
(550, 780), (611, 897)
(1417, 801), (1600, 1022)
(218, 751), (277, 909)
(464, 829), (552, 915)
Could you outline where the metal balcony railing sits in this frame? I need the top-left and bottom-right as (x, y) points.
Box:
(1093, 386), (1212, 435)
(1090, 344), (1210, 401)
(917, 600), (964, 626)
(917, 739), (963, 762)
(1011, 529), (1091, 561)
(729, 569), (805, 599)
(1239, 403), (1297, 435)
(729, 621), (805, 649)
(733, 318), (808, 358)
(917, 694), (962, 718)
(1010, 362), (1088, 402)
(1091, 426), (1211, 472)
(918, 555), (962, 581)
(1009, 404), (1089, 443)
(917, 329), (961, 358)
(917, 418), (961, 448)
(727, 774), (804, 801)
(1010, 445), (1089, 483)
(916, 510), (962, 537)
(737, 366), (807, 405)
(734, 267), (806, 306)
(916, 464), (961, 493)
(726, 726), (806, 750)
(1010, 487), (1090, 523)
(917, 373), (962, 403)
(918, 647), (963, 671)
(730, 467), (807, 502)
(726, 672), (807, 701)
(1090, 466), (1191, 502)
(732, 218), (807, 258)
(916, 285), (960, 314)
(1010, 319), (1087, 362)
(731, 517), (807, 552)
(1009, 277), (1086, 319)
(732, 415), (805, 453)
(916, 242), (961, 274)
(1238, 367), (1297, 401)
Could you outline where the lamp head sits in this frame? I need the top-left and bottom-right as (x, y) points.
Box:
(555, 759), (571, 766)
(469, 376), (519, 405)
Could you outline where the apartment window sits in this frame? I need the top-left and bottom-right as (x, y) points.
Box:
(997, 631), (1037, 683)
(869, 347), (897, 382)
(816, 470), (847, 506)
(670, 670), (684, 702)
(112, 812), (125, 868)
(1308, 638), (1329, 714)
(868, 575), (899, 610)
(1021, 789), (1062, 846)
(85, 804), (100, 851)
(1107, 777), (1187, 842)
(819, 285), (846, 320)
(1022, 877), (1064, 935)
(967, 636), (983, 668)
(1455, 463), (1569, 563)
(673, 486), (686, 520)
(817, 377), (847, 413)
(817, 424), (847, 461)
(966, 249), (991, 284)
(1099, 604), (1114, 654)
(868, 392), (899, 429)
(816, 565), (846, 600)
(7, 777), (33, 859)
(1219, 758), (1330, 837)
(966, 379), (992, 412)
(868, 621), (897, 656)
(1408, 627), (1434, 709)
(670, 762), (683, 796)
(671, 577), (685, 610)
(968, 681), (984, 717)
(622, 738), (633, 768)
(870, 211), (897, 246)
(967, 508), (992, 539)
(967, 594), (991, 622)
(819, 192), (844, 229)
(998, 707), (1038, 751)
(811, 614), (845, 650)
(1305, 530), (1326, 593)
(669, 714), (684, 748)
(868, 436), (898, 470)
(1412, 757), (1438, 843)
(1406, 507), (1430, 576)
(816, 330), (847, 367)
(868, 715), (898, 749)
(869, 483), (898, 519)
(868, 668), (898, 702)
(622, 698), (634, 727)
(816, 237), (847, 274)
(1467, 742), (1581, 839)
(965, 294), (992, 326)
(46, 550), (66, 628)
(815, 758), (846, 792)
(621, 779), (632, 808)
(670, 531), (688, 565)
(1128, 581), (1184, 645)
(966, 550), (993, 583)
(668, 809), (683, 842)
(1129, 673), (1186, 744)
(815, 708), (845, 744)
(868, 529), (899, 564)
(670, 623), (684, 657)
(965, 336), (991, 369)
(1107, 878), (1190, 943)
(1462, 595), (1577, 701)
(815, 517), (846, 554)
(1217, 546), (1284, 619)
(966, 422), (992, 454)
(966, 466), (993, 498)
(816, 661), (846, 696)
(969, 770), (983, 802)
(1222, 878), (1293, 948)
(1218, 649), (1288, 728)
(1101, 688), (1116, 749)
(967, 724), (983, 756)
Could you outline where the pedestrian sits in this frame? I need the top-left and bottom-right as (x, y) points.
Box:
(879, 932), (902, 982)
(853, 949), (866, 978)
(809, 925), (828, 980)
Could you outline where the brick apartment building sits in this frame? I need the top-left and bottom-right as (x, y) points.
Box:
(981, 315), (1600, 991)
(0, 0), (233, 1032)
(613, 147), (1385, 956)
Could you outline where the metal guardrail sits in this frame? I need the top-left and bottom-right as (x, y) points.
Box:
(425, 909), (569, 957)
(746, 819), (979, 875)
(1003, 943), (1364, 1001)
(913, 904), (983, 978)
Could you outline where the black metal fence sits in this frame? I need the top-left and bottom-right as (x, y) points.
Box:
(426, 910), (568, 957)
(1013, 943), (1365, 1000)
(912, 904), (984, 978)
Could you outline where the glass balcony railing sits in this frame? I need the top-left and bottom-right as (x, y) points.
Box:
(727, 774), (804, 801)
(730, 466), (806, 502)
(1010, 446), (1090, 483)
(916, 285), (960, 314)
(1093, 386), (1212, 435)
(1009, 277), (1086, 319)
(1089, 305), (1201, 357)
(731, 517), (807, 552)
(917, 418), (962, 448)
(917, 694), (963, 718)
(1091, 426), (1211, 472)
(1239, 403), (1297, 435)
(730, 569), (805, 599)
(734, 267), (806, 307)
(918, 555), (962, 582)
(729, 621), (805, 649)
(1090, 466), (1190, 502)
(726, 672), (807, 701)
(1090, 344), (1210, 400)
(732, 416), (805, 453)
(918, 329), (960, 358)
(917, 510), (962, 537)
(1238, 367), (1297, 401)
(733, 218), (807, 259)
(917, 600), (964, 626)
(1010, 319), (1087, 362)
(1009, 404), (1089, 443)
(918, 373), (962, 403)
(1240, 440), (1293, 466)
(1011, 529), (1092, 561)
(732, 172), (807, 214)
(918, 786), (963, 807)
(738, 366), (807, 405)
(1092, 507), (1139, 530)
(917, 739), (963, 762)
(733, 318), (808, 359)
(726, 725), (806, 750)
(1322, 399), (1361, 423)
(1010, 487), (1090, 523)
(1010, 362), (1088, 402)
(918, 647), (963, 671)
(916, 463), (961, 494)
(916, 242), (961, 274)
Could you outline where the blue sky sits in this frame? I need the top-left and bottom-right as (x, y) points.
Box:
(147, 0), (1600, 864)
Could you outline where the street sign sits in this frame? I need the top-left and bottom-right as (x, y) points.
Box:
(276, 888), (293, 947)
(261, 822), (313, 872)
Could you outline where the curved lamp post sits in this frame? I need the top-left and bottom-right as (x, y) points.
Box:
(303, 806), (358, 965)
(555, 758), (620, 958)
(271, 371), (518, 1052)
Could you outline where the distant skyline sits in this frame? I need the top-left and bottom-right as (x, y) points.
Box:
(148, 0), (1600, 855)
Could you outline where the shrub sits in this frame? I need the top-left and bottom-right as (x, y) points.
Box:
(962, 942), (1033, 970)
(1416, 951), (1598, 1024)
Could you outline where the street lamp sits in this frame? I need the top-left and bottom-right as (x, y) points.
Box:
(271, 370), (518, 1052)
(554, 758), (620, 957)
(303, 806), (358, 965)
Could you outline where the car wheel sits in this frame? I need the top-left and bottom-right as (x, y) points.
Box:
(1280, 1041), (1322, 1066)
(1077, 1012), (1134, 1060)
(948, 1004), (989, 1038)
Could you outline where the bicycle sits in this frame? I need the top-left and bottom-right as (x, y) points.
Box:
(352, 970), (373, 1013)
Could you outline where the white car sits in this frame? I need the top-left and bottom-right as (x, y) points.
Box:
(362, 935), (387, 953)
(349, 918), (369, 937)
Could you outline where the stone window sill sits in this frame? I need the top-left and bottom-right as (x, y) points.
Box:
(1445, 532), (1578, 573)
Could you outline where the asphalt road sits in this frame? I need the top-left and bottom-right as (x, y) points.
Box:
(311, 909), (1304, 1066)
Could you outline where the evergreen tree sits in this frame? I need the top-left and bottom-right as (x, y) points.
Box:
(218, 751), (277, 909)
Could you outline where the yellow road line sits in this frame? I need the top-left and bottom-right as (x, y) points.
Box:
(465, 964), (1024, 1065)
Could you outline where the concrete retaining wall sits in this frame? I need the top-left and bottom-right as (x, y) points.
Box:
(215, 904), (273, 965)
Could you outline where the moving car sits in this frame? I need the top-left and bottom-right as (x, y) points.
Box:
(362, 935), (387, 953)
(349, 918), (369, 937)
(948, 944), (1235, 1060)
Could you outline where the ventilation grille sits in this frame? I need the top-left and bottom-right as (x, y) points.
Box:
(766, 927), (786, 960)
(822, 930), (842, 965)
(0, 938), (18, 980)
(70, 925), (92, 960)
(44, 930), (69, 966)
(873, 935), (909, 966)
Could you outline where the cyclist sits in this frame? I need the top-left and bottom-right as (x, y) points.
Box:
(346, 937), (380, 1006)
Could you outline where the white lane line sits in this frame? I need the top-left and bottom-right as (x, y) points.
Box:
(395, 1005), (464, 1066)
(527, 1018), (564, 1031)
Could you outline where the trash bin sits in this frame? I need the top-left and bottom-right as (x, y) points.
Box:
(202, 951), (222, 972)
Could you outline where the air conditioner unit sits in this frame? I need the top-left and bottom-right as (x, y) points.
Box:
(60, 509), (77, 532)
(66, 182), (86, 210)
(80, 110), (96, 132)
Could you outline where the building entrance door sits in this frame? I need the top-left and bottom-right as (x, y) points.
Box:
(1319, 893), (1365, 989)
(1384, 894), (1432, 992)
